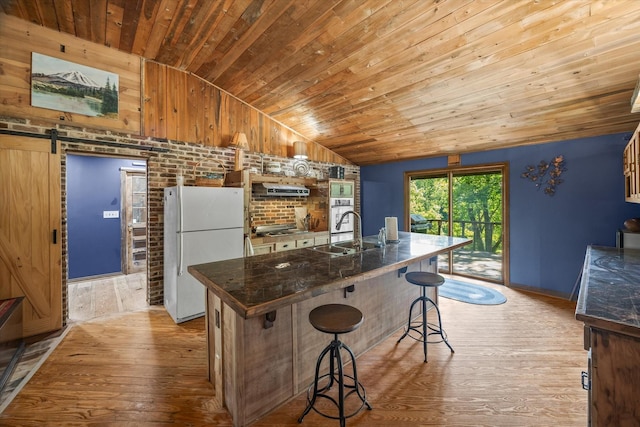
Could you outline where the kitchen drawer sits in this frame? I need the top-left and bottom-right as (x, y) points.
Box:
(252, 244), (273, 255)
(275, 241), (296, 252)
(314, 236), (329, 245)
(296, 238), (314, 248)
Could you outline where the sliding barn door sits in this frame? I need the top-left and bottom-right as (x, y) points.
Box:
(0, 134), (62, 336)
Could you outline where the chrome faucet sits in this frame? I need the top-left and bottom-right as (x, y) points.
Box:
(336, 210), (362, 250)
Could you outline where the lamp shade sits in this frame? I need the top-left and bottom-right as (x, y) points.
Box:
(293, 140), (308, 159)
(231, 132), (248, 171)
(231, 132), (249, 149)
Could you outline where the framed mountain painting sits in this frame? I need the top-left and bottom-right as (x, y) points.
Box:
(31, 52), (119, 118)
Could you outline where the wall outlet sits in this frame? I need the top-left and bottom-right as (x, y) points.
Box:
(103, 210), (119, 218)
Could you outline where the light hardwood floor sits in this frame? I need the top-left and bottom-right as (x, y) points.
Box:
(0, 283), (588, 426)
(68, 273), (147, 323)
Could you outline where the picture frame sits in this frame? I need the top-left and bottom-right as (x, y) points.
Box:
(31, 52), (119, 118)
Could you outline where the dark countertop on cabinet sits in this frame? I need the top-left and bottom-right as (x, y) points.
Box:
(575, 245), (640, 338)
(188, 232), (471, 319)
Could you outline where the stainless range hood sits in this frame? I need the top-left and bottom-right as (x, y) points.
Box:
(253, 183), (310, 197)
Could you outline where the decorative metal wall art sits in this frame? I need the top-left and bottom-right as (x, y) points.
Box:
(521, 155), (567, 196)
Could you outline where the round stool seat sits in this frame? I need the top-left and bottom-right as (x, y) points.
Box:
(309, 303), (363, 335)
(405, 271), (445, 287)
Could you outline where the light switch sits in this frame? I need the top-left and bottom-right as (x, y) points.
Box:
(103, 210), (119, 218)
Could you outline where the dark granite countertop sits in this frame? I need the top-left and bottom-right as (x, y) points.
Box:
(575, 245), (640, 338)
(188, 232), (471, 318)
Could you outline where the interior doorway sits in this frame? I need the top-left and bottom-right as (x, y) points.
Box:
(407, 164), (508, 284)
(122, 169), (147, 274)
(66, 154), (148, 322)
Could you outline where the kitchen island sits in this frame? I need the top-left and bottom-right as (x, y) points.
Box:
(575, 245), (640, 426)
(189, 232), (471, 426)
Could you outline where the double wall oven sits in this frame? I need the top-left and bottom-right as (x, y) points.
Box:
(329, 180), (355, 243)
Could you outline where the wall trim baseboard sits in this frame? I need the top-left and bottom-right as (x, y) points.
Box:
(507, 282), (573, 301)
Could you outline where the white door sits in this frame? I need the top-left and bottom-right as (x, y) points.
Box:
(176, 228), (243, 321)
(180, 187), (242, 231)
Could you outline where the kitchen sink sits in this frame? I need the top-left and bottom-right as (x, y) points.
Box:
(308, 241), (377, 256)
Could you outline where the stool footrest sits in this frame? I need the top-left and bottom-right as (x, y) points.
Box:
(397, 290), (454, 362)
(299, 340), (372, 425)
(401, 321), (451, 344)
(300, 372), (370, 422)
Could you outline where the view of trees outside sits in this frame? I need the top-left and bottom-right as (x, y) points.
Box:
(452, 172), (503, 254)
(410, 175), (449, 235)
(410, 171), (504, 281)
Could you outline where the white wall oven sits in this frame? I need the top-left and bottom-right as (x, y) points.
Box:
(329, 180), (355, 243)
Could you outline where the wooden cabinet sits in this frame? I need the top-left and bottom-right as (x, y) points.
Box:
(623, 122), (640, 202)
(274, 240), (296, 252)
(584, 327), (640, 426)
(251, 233), (329, 256)
(274, 234), (329, 252)
(314, 235), (329, 245)
(576, 246), (640, 426)
(252, 244), (273, 255)
(295, 237), (314, 248)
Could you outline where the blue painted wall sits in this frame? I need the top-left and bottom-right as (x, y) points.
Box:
(360, 133), (640, 297)
(67, 155), (135, 279)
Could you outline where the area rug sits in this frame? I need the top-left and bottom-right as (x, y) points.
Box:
(439, 279), (507, 305)
(0, 326), (70, 413)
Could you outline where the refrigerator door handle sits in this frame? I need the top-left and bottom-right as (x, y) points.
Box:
(178, 184), (184, 276)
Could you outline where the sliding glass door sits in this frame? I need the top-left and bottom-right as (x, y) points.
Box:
(408, 164), (507, 283)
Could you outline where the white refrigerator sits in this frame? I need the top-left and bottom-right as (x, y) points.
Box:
(164, 186), (243, 323)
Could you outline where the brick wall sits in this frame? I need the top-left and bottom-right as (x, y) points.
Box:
(0, 117), (359, 323)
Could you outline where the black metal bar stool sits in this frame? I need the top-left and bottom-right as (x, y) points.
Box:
(397, 271), (454, 362)
(299, 303), (372, 426)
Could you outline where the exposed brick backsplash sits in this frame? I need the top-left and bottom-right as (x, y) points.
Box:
(0, 117), (359, 323)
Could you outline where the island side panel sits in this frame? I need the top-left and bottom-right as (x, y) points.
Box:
(222, 296), (242, 426)
(590, 328), (640, 425)
(295, 258), (436, 392)
(241, 306), (294, 423)
(206, 291), (224, 405)
(214, 301), (295, 426)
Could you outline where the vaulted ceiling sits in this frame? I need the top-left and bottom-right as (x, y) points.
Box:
(2, 0), (640, 165)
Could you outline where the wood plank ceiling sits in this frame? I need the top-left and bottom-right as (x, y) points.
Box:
(2, 0), (640, 165)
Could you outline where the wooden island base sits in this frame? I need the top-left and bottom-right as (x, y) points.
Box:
(206, 258), (436, 426)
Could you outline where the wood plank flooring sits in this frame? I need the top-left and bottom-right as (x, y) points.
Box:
(68, 273), (147, 323)
(0, 283), (588, 426)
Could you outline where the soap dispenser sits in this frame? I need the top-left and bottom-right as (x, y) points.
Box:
(377, 227), (387, 247)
